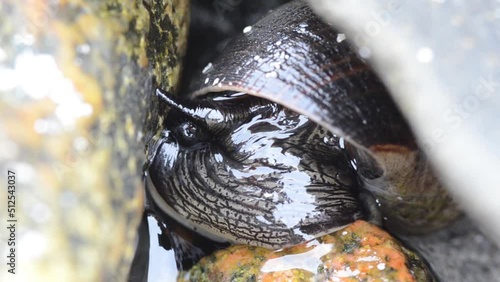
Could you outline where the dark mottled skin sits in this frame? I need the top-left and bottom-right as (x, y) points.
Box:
(150, 92), (365, 249)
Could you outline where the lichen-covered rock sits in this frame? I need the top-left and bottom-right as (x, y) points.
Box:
(178, 220), (435, 282)
(0, 0), (188, 281)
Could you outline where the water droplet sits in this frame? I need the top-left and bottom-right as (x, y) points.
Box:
(359, 47), (371, 58)
(202, 62), (213, 74)
(270, 61), (281, 69)
(14, 34), (35, 46)
(228, 82), (233, 86)
(76, 44), (91, 54)
(256, 215), (272, 225)
(350, 160), (357, 170)
(263, 192), (274, 198)
(73, 137), (89, 152)
(34, 119), (49, 134)
(60, 191), (78, 209)
(362, 119), (367, 125)
(204, 77), (209, 84)
(212, 78), (220, 85)
(11, 162), (35, 183)
(417, 47), (434, 63)
(0, 48), (6, 62)
(29, 203), (52, 223)
(20, 231), (48, 260)
(336, 33), (346, 43)
(243, 26), (252, 33)
(265, 71), (278, 78)
(297, 22), (309, 33)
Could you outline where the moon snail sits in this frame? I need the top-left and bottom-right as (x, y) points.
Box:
(146, 0), (460, 249)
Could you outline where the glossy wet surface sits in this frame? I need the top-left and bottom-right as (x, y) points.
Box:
(149, 92), (364, 249)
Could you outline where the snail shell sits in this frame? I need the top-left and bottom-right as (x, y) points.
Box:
(147, 0), (460, 249)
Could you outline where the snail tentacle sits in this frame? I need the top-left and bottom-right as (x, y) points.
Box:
(156, 88), (280, 136)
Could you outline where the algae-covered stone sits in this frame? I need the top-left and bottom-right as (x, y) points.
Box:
(0, 0), (188, 281)
(179, 220), (435, 282)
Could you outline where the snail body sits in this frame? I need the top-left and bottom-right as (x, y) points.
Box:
(149, 91), (367, 248)
(147, 0), (459, 249)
